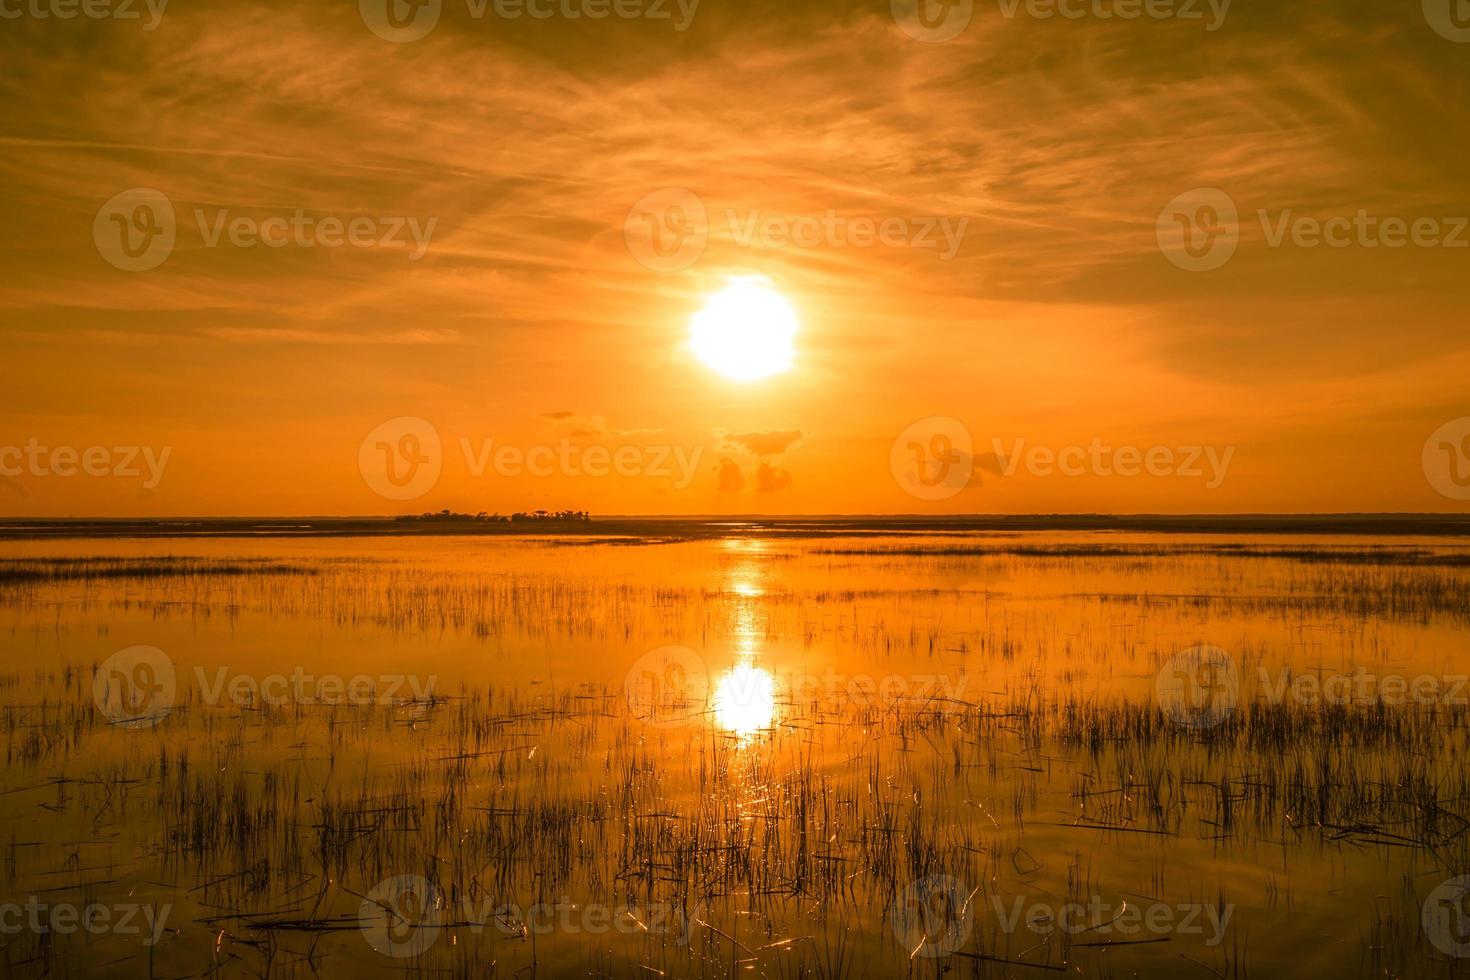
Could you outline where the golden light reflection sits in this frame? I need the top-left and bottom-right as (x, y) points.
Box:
(722, 540), (768, 638)
(712, 664), (776, 736)
(729, 576), (763, 598)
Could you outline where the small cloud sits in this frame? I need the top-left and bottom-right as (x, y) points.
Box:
(755, 461), (792, 492)
(199, 327), (462, 345)
(721, 429), (804, 457)
(716, 457), (745, 492)
(540, 413), (660, 439)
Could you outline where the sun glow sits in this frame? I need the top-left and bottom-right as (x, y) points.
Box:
(690, 279), (798, 382)
(712, 664), (776, 735)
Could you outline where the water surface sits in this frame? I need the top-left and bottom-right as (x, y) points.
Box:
(3, 531), (1469, 978)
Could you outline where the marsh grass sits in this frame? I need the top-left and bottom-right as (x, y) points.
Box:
(1, 535), (1468, 977)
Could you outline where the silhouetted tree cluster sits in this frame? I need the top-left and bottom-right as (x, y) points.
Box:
(511, 510), (591, 523)
(393, 509), (591, 524)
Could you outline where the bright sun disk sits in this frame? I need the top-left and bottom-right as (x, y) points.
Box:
(690, 279), (798, 382)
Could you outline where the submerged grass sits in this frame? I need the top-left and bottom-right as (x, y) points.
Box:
(0, 557), (325, 584)
(0, 534), (1467, 978)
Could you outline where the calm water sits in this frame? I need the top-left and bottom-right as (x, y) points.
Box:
(3, 532), (1470, 977)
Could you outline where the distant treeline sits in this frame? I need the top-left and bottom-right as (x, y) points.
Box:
(392, 509), (592, 524)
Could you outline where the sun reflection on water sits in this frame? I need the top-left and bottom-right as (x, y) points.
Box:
(710, 539), (778, 737)
(712, 664), (776, 736)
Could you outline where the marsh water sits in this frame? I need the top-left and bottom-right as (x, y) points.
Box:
(3, 530), (1470, 978)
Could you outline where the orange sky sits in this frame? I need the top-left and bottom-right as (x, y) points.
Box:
(2, 0), (1469, 516)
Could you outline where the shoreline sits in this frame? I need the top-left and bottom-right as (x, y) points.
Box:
(2, 514), (1470, 539)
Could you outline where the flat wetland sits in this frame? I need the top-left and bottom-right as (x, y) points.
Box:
(3, 522), (1470, 978)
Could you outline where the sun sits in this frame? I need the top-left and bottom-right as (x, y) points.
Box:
(712, 664), (776, 735)
(690, 278), (798, 382)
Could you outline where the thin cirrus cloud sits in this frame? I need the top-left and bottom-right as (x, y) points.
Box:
(0, 0), (1466, 513)
(723, 430), (805, 457)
